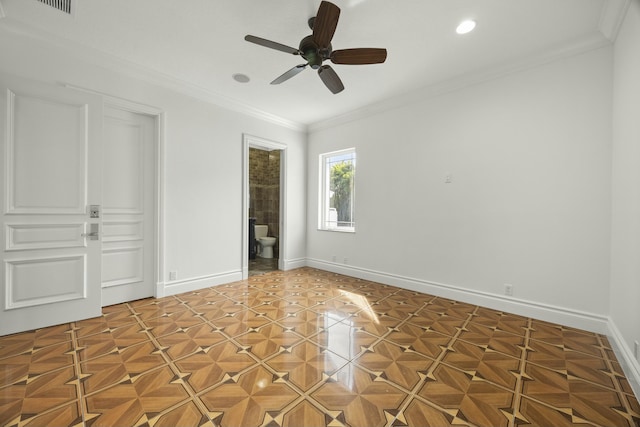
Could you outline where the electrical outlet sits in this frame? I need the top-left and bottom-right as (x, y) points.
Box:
(504, 284), (513, 296)
(635, 341), (639, 361)
(332, 255), (337, 262)
(169, 271), (177, 281)
(445, 174), (453, 184)
(343, 257), (348, 264)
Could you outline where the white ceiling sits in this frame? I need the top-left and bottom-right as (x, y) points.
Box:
(0, 0), (628, 129)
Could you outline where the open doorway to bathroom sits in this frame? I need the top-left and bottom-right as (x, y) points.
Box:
(248, 147), (280, 276)
(242, 134), (287, 279)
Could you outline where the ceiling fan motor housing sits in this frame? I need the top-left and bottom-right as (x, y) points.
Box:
(299, 35), (331, 69)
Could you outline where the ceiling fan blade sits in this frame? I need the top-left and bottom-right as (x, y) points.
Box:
(312, 1), (340, 49)
(331, 48), (388, 65)
(244, 35), (300, 55)
(317, 65), (344, 94)
(271, 64), (307, 85)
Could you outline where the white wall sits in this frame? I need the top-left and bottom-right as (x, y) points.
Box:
(0, 28), (307, 295)
(308, 47), (613, 329)
(610, 0), (640, 381)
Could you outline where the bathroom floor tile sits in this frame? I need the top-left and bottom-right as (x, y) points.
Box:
(0, 267), (638, 427)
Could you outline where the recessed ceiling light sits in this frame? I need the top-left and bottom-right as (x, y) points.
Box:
(232, 73), (250, 83)
(456, 19), (476, 35)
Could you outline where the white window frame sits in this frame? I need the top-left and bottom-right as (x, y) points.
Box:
(318, 148), (356, 232)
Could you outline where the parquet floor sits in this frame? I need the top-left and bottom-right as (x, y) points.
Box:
(1, 267), (639, 427)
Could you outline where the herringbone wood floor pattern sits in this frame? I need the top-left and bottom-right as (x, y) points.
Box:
(1, 267), (638, 426)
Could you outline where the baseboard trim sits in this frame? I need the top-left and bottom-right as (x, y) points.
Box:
(305, 258), (609, 334)
(160, 270), (243, 296)
(282, 257), (307, 271)
(607, 318), (640, 398)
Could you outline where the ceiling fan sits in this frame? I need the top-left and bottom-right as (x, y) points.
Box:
(244, 1), (387, 94)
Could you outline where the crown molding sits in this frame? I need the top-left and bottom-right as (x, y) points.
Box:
(2, 1), (622, 136)
(0, 18), (306, 132)
(599, 0), (632, 42)
(309, 32), (610, 133)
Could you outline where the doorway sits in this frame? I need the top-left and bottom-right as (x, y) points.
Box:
(248, 147), (280, 276)
(242, 135), (287, 279)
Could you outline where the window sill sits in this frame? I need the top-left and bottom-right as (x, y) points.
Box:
(317, 227), (355, 233)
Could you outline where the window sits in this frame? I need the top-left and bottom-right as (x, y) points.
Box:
(319, 148), (356, 232)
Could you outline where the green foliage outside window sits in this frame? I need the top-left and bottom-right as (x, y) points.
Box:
(330, 161), (354, 225)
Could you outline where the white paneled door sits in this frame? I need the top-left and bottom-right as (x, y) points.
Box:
(0, 75), (103, 335)
(101, 106), (155, 306)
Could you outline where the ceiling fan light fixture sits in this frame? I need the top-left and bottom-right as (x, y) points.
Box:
(456, 19), (476, 35)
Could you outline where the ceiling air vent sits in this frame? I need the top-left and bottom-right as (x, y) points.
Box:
(36, 0), (72, 15)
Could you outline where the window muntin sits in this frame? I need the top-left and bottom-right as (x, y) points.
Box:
(319, 148), (356, 232)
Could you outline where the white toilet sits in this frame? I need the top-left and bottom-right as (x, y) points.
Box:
(255, 225), (276, 259)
